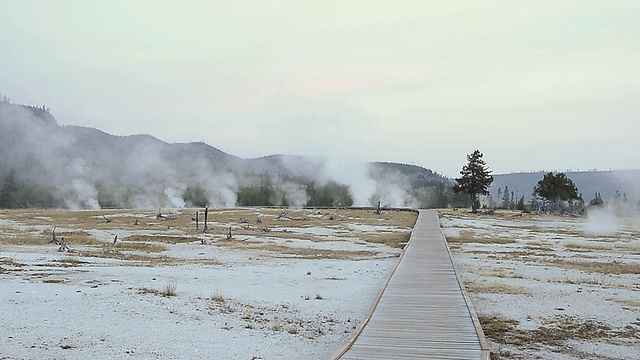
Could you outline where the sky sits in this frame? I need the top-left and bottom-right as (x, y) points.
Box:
(0, 0), (638, 178)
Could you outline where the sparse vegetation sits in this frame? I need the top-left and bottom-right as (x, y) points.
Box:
(138, 282), (178, 297)
(211, 293), (225, 304)
(0, 207), (420, 357)
(546, 259), (640, 275)
(161, 282), (178, 297)
(443, 210), (640, 359)
(480, 314), (618, 350)
(0, 257), (24, 274)
(446, 230), (517, 244)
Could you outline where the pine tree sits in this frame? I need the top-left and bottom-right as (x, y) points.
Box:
(533, 172), (579, 213)
(501, 186), (510, 209)
(0, 170), (19, 208)
(589, 192), (604, 207)
(452, 150), (494, 213)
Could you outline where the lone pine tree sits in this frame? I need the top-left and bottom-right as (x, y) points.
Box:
(453, 150), (494, 213)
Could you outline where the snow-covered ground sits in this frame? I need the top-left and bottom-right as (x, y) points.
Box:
(7, 207), (636, 360)
(441, 209), (640, 360)
(0, 208), (416, 360)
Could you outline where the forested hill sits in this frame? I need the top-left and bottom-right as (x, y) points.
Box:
(0, 101), (454, 209)
(491, 170), (640, 205)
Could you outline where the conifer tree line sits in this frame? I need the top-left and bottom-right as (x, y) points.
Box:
(0, 166), (467, 210)
(453, 150), (640, 214)
(0, 145), (636, 211)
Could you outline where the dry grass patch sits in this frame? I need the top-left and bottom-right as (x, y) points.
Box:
(345, 209), (418, 228)
(223, 241), (378, 260)
(123, 234), (199, 244)
(216, 237), (378, 259)
(138, 282), (177, 297)
(564, 241), (619, 252)
(112, 241), (168, 252)
(464, 279), (530, 295)
(446, 230), (517, 244)
(476, 268), (525, 279)
(72, 249), (220, 267)
(42, 279), (66, 284)
(52, 255), (87, 267)
(480, 314), (620, 351)
(74, 249), (175, 264)
(546, 259), (640, 275)
(359, 231), (411, 248)
(242, 229), (335, 243)
(210, 293), (225, 304)
(55, 230), (102, 246)
(0, 257), (24, 274)
(0, 231), (49, 245)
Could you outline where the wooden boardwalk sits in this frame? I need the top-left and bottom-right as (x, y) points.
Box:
(333, 210), (490, 359)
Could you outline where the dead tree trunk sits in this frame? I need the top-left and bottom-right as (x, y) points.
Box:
(49, 227), (60, 245)
(203, 207), (209, 232)
(195, 211), (199, 232)
(58, 237), (69, 252)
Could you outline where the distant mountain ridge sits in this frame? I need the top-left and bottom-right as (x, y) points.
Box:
(491, 170), (640, 205)
(2, 101), (636, 209)
(0, 101), (450, 209)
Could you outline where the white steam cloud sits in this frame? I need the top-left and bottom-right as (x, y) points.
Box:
(1, 103), (427, 210)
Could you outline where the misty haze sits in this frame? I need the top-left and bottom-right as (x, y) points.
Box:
(1, 1), (639, 359)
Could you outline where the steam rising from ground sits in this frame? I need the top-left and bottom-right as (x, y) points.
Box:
(583, 207), (621, 236)
(1, 104), (421, 210)
(583, 203), (639, 236)
(308, 159), (420, 208)
(0, 104), (238, 209)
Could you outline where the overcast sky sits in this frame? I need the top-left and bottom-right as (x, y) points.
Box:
(1, 1), (638, 177)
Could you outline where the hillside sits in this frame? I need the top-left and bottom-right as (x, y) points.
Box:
(491, 170), (640, 205)
(6, 101), (632, 210)
(0, 102), (450, 209)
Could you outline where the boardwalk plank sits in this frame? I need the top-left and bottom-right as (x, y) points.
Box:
(334, 210), (490, 359)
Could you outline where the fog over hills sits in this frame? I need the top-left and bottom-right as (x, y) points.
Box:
(2, 101), (637, 210)
(0, 102), (450, 209)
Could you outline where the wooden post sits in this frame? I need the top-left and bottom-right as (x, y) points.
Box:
(203, 207), (208, 232)
(195, 211), (199, 232)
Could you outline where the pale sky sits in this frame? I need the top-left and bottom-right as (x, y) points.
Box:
(1, 1), (638, 177)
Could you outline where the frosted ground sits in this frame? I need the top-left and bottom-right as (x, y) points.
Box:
(3, 207), (639, 360)
(0, 208), (416, 359)
(441, 209), (640, 360)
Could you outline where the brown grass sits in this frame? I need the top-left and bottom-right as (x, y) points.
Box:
(72, 249), (180, 265)
(359, 231), (411, 248)
(0, 257), (24, 274)
(564, 241), (621, 251)
(42, 279), (66, 284)
(55, 230), (102, 246)
(112, 241), (168, 252)
(53, 255), (87, 267)
(1, 207), (412, 266)
(216, 240), (377, 260)
(122, 234), (199, 244)
(446, 230), (517, 244)
(546, 259), (640, 275)
(479, 314), (618, 350)
(464, 281), (531, 295)
(138, 282), (177, 297)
